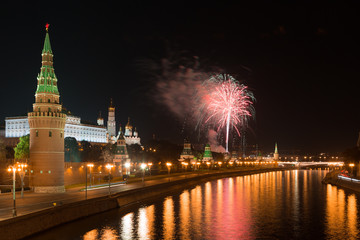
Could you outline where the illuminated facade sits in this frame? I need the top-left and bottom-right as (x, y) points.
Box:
(5, 116), (107, 143)
(122, 117), (141, 145)
(179, 140), (194, 161)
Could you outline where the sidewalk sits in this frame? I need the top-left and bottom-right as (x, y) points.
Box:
(0, 166), (273, 221)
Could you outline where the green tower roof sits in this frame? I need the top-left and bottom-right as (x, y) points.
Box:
(42, 30), (52, 54)
(203, 144), (213, 159)
(36, 24), (59, 95)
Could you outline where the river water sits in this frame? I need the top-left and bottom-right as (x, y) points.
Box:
(30, 169), (360, 240)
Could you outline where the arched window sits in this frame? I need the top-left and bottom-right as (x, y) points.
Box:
(49, 131), (52, 137)
(36, 130), (38, 137)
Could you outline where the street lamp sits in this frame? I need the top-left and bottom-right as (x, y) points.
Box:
(141, 163), (147, 183)
(349, 163), (355, 176)
(16, 163), (27, 198)
(218, 161), (223, 168)
(87, 163), (94, 188)
(183, 162), (189, 178)
(166, 162), (172, 182)
(206, 161), (211, 171)
(125, 162), (131, 176)
(106, 164), (114, 195)
(85, 163), (94, 200)
(148, 162), (153, 176)
(7, 165), (19, 217)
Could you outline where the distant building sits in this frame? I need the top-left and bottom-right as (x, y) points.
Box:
(5, 115), (107, 143)
(179, 140), (194, 162)
(122, 117), (141, 145)
(202, 144), (213, 163)
(107, 99), (116, 138)
(113, 131), (130, 174)
(273, 142), (279, 160)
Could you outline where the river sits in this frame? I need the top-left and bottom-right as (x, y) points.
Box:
(29, 169), (360, 240)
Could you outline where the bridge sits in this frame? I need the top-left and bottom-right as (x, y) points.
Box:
(278, 161), (344, 168)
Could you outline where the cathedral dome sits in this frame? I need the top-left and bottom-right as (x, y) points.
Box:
(125, 117), (132, 129)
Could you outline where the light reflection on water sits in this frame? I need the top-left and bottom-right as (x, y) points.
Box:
(30, 169), (360, 240)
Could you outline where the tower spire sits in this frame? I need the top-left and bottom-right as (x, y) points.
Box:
(36, 24), (58, 95)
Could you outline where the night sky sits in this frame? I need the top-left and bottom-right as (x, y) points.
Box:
(1, 1), (359, 154)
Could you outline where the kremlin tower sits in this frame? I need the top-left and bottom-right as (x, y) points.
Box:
(27, 24), (67, 193)
(107, 99), (116, 137)
(273, 142), (279, 160)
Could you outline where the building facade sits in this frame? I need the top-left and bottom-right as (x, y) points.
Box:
(5, 115), (107, 143)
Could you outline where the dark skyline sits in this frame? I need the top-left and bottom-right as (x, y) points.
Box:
(1, 1), (359, 154)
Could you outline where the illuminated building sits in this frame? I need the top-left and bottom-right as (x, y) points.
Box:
(27, 24), (66, 193)
(178, 139), (194, 162)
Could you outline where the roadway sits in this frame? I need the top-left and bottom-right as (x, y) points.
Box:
(0, 167), (269, 221)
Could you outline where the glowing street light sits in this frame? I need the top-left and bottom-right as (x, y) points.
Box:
(141, 163), (147, 183)
(125, 162), (131, 175)
(218, 161), (223, 168)
(166, 162), (172, 182)
(7, 165), (22, 217)
(16, 163), (27, 198)
(148, 162), (153, 176)
(106, 164), (114, 195)
(87, 163), (94, 188)
(85, 163), (94, 200)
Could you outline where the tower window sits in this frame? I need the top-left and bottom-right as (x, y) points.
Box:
(60, 132), (63, 138)
(36, 130), (38, 137)
(48, 99), (50, 103)
(40, 99), (42, 103)
(48, 108), (51, 112)
(49, 131), (52, 137)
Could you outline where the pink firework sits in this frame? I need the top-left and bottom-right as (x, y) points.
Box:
(201, 74), (255, 152)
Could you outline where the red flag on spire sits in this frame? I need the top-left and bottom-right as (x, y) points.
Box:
(45, 23), (50, 31)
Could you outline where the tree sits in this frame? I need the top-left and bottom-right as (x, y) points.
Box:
(14, 134), (29, 159)
(102, 143), (116, 162)
(65, 137), (80, 162)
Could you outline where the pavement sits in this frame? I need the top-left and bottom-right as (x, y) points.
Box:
(0, 166), (273, 221)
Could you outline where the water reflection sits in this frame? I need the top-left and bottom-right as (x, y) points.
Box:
(326, 184), (359, 240)
(28, 169), (360, 240)
(163, 197), (174, 240)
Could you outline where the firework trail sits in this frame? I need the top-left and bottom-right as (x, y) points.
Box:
(196, 74), (255, 152)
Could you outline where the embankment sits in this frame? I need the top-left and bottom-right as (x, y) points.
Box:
(0, 168), (283, 240)
(323, 170), (360, 192)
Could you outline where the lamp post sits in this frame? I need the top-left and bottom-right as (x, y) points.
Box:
(349, 163), (355, 177)
(7, 165), (18, 217)
(141, 163), (147, 183)
(218, 161), (222, 169)
(106, 164), (114, 195)
(148, 162), (153, 176)
(87, 163), (94, 188)
(183, 162), (188, 178)
(206, 162), (211, 172)
(16, 163), (27, 198)
(125, 162), (131, 176)
(166, 162), (172, 182)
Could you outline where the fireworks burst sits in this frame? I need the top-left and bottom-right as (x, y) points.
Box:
(197, 74), (255, 152)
